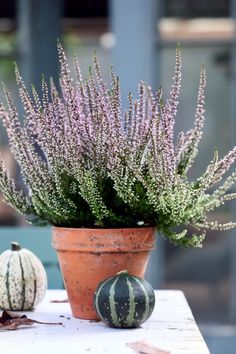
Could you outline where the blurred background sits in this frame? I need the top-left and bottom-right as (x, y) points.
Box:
(0, 0), (235, 352)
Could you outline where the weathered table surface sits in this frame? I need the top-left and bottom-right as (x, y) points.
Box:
(0, 289), (209, 354)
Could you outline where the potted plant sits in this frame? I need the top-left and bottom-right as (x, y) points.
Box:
(0, 44), (236, 319)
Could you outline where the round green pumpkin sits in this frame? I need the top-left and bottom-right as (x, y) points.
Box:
(94, 270), (155, 328)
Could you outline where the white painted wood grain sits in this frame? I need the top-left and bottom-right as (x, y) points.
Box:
(0, 290), (210, 354)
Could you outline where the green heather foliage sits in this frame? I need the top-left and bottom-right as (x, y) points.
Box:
(0, 44), (236, 247)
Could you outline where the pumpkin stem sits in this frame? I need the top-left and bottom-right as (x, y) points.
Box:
(117, 270), (129, 276)
(11, 242), (21, 251)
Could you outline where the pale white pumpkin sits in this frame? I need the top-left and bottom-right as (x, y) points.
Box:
(0, 242), (47, 310)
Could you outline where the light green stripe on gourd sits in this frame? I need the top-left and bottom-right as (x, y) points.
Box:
(27, 255), (37, 309)
(108, 277), (120, 327)
(132, 276), (150, 324)
(94, 278), (112, 321)
(18, 252), (26, 310)
(126, 277), (136, 327)
(6, 254), (13, 310)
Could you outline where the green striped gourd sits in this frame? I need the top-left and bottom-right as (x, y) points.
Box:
(94, 270), (155, 328)
(0, 242), (47, 310)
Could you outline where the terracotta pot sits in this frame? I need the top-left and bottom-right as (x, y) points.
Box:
(52, 227), (156, 320)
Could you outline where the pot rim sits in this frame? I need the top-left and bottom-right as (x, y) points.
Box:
(52, 226), (157, 252)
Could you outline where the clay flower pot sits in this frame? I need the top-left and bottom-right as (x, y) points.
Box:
(52, 227), (156, 320)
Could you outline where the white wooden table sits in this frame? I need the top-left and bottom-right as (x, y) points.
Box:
(0, 290), (209, 354)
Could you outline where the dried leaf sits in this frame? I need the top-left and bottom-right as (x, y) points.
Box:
(0, 310), (63, 331)
(127, 340), (170, 354)
(50, 299), (68, 303)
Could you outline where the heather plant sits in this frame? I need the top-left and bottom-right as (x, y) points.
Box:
(0, 44), (236, 247)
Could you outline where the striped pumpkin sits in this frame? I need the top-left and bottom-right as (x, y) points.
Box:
(0, 242), (47, 310)
(94, 270), (155, 328)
